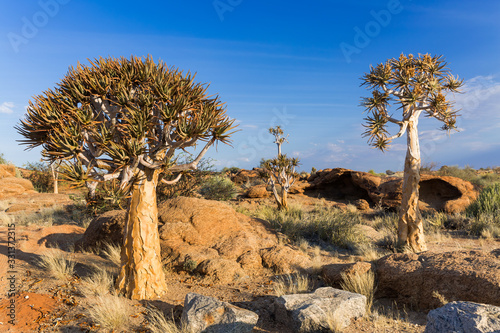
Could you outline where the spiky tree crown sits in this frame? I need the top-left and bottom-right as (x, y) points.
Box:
(17, 55), (236, 188)
(361, 53), (463, 151)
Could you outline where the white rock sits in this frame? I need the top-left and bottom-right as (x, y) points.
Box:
(182, 293), (259, 333)
(274, 287), (366, 331)
(425, 301), (500, 333)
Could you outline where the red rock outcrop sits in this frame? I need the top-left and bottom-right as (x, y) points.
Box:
(376, 249), (500, 309)
(77, 197), (313, 282)
(303, 168), (477, 213)
(0, 165), (37, 199)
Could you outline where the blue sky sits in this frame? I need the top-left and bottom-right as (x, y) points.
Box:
(1, 0), (499, 172)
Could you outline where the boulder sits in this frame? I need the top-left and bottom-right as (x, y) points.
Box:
(196, 258), (247, 284)
(182, 293), (258, 333)
(0, 164), (16, 178)
(246, 185), (269, 198)
(158, 197), (278, 261)
(260, 245), (312, 274)
(376, 250), (500, 309)
(354, 199), (370, 211)
(231, 168), (263, 185)
(0, 177), (36, 199)
(425, 302), (500, 333)
(274, 287), (366, 331)
(75, 210), (126, 251)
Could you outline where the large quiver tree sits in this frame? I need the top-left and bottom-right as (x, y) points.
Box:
(361, 54), (463, 252)
(17, 55), (236, 299)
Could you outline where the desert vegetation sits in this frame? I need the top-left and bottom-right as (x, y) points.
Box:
(1, 53), (499, 332)
(361, 53), (463, 252)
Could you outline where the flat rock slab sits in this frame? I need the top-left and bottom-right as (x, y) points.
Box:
(425, 301), (500, 333)
(274, 287), (366, 331)
(182, 293), (258, 333)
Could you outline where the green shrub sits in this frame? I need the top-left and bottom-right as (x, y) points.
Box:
(199, 175), (237, 201)
(437, 165), (500, 188)
(221, 166), (240, 174)
(466, 184), (500, 238)
(466, 184), (500, 217)
(23, 161), (53, 192)
(157, 156), (214, 202)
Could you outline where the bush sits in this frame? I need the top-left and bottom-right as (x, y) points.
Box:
(199, 175), (237, 201)
(466, 184), (500, 217)
(23, 161), (53, 192)
(85, 180), (129, 216)
(251, 204), (366, 250)
(466, 184), (500, 238)
(221, 166), (240, 174)
(157, 156), (214, 202)
(437, 165), (500, 188)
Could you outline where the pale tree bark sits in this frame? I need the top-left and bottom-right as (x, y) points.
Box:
(281, 189), (288, 211)
(51, 163), (59, 194)
(115, 168), (167, 299)
(398, 117), (427, 252)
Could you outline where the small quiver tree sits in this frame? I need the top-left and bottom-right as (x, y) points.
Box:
(262, 126), (299, 210)
(16, 56), (236, 299)
(361, 54), (463, 252)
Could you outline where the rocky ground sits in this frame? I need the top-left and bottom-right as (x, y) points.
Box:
(0, 166), (499, 332)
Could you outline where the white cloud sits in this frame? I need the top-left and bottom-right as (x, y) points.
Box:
(241, 124), (258, 129)
(326, 143), (343, 153)
(0, 102), (14, 114)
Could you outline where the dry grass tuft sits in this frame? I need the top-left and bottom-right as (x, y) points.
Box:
(85, 294), (133, 332)
(37, 249), (75, 280)
(274, 273), (312, 297)
(340, 270), (376, 313)
(79, 265), (115, 297)
(15, 206), (69, 226)
(432, 290), (449, 306)
(103, 242), (122, 266)
(146, 306), (189, 333)
(325, 310), (344, 333)
(354, 243), (385, 261)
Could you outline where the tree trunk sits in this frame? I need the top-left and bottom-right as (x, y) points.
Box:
(51, 164), (59, 194)
(280, 188), (288, 211)
(398, 118), (427, 252)
(115, 168), (167, 299)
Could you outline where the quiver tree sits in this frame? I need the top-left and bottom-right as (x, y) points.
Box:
(16, 55), (236, 299)
(262, 126), (299, 210)
(361, 53), (463, 252)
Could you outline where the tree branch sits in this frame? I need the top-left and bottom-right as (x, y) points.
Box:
(168, 138), (216, 172)
(160, 173), (182, 185)
(387, 121), (409, 141)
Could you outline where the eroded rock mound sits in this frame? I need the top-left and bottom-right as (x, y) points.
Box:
(77, 197), (312, 282)
(378, 174), (477, 213)
(306, 168), (379, 204)
(376, 249), (500, 309)
(231, 168), (264, 185)
(304, 168), (477, 213)
(0, 164), (36, 199)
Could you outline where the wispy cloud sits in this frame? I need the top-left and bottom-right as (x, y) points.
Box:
(0, 102), (14, 114)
